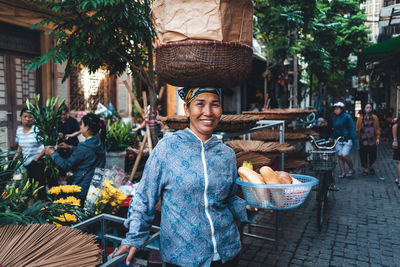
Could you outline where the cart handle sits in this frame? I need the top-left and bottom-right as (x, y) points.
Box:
(308, 135), (344, 150)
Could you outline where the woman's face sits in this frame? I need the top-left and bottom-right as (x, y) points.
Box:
(184, 93), (222, 142)
(364, 104), (372, 114)
(21, 112), (33, 127)
(80, 121), (89, 138)
(334, 107), (343, 116)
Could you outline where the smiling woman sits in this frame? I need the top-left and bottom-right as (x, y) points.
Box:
(114, 87), (257, 267)
(183, 88), (222, 142)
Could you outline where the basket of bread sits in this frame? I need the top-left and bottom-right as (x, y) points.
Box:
(236, 163), (318, 210)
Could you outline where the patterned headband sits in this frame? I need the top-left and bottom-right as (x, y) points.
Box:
(178, 87), (222, 105)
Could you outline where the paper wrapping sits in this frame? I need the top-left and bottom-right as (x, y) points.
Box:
(151, 0), (253, 46)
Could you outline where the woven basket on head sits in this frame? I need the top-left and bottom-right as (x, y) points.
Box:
(243, 108), (317, 120)
(225, 140), (295, 154)
(0, 224), (100, 267)
(159, 114), (261, 132)
(155, 41), (253, 88)
(250, 129), (319, 142)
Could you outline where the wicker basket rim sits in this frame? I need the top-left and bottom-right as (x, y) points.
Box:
(243, 110), (317, 116)
(156, 40), (253, 50)
(159, 114), (262, 123)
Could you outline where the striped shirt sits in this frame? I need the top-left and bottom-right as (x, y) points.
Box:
(16, 126), (44, 166)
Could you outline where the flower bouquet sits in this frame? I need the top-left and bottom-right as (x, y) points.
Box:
(81, 168), (134, 219)
(48, 185), (82, 226)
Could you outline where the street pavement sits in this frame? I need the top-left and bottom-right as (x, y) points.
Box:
(238, 142), (400, 267)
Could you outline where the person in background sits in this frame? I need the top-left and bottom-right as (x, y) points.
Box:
(249, 103), (260, 112)
(392, 117), (400, 188)
(15, 108), (47, 200)
(44, 113), (106, 204)
(113, 87), (257, 267)
(356, 103), (381, 176)
(58, 105), (81, 149)
(330, 102), (360, 179)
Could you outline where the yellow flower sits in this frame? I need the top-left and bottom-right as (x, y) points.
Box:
(60, 185), (81, 194)
(53, 196), (81, 206)
(48, 186), (61, 195)
(54, 213), (77, 223)
(102, 180), (114, 187)
(1, 190), (9, 199)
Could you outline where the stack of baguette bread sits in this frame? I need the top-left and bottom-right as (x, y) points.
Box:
(238, 164), (302, 206)
(238, 165), (301, 185)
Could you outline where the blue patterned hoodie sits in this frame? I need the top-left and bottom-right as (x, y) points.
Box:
(121, 128), (251, 266)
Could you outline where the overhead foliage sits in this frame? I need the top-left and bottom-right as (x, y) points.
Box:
(254, 0), (370, 98)
(27, 0), (154, 89)
(26, 0), (159, 143)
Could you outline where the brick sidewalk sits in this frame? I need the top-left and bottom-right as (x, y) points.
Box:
(238, 142), (400, 267)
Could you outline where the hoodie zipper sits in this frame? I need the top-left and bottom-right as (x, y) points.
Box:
(186, 129), (219, 258)
(200, 141), (219, 258)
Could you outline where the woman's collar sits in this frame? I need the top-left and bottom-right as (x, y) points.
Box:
(186, 128), (215, 144)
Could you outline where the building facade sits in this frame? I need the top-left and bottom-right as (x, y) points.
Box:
(0, 0), (132, 148)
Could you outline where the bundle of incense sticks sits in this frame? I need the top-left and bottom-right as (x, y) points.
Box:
(0, 224), (101, 267)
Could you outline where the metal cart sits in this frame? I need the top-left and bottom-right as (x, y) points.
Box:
(215, 120), (287, 244)
(72, 214), (163, 267)
(215, 120), (285, 170)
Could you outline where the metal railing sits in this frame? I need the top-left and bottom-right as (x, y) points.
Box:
(72, 214), (161, 267)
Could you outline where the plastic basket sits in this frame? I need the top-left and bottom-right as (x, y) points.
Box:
(310, 150), (336, 171)
(236, 174), (318, 210)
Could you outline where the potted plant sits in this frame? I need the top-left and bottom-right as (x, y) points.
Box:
(105, 120), (137, 170)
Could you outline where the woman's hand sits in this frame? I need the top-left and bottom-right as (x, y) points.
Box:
(376, 139), (380, 145)
(393, 140), (398, 149)
(112, 245), (138, 265)
(44, 146), (55, 156)
(34, 149), (45, 161)
(58, 142), (72, 150)
(246, 205), (259, 212)
(246, 205), (273, 213)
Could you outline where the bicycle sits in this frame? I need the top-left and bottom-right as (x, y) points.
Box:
(308, 135), (343, 231)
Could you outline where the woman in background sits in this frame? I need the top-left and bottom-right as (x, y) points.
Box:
(44, 113), (106, 204)
(330, 102), (359, 178)
(15, 108), (47, 200)
(356, 103), (380, 176)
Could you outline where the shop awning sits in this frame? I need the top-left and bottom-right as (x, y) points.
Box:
(358, 35), (400, 65)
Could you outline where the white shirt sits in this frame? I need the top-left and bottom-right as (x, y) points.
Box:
(16, 126), (44, 166)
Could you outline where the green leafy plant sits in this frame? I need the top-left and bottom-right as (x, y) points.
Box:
(26, 94), (65, 146)
(105, 120), (137, 152)
(0, 177), (78, 226)
(0, 154), (77, 226)
(0, 151), (24, 194)
(26, 94), (65, 181)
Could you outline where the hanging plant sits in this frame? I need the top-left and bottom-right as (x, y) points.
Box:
(26, 94), (65, 181)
